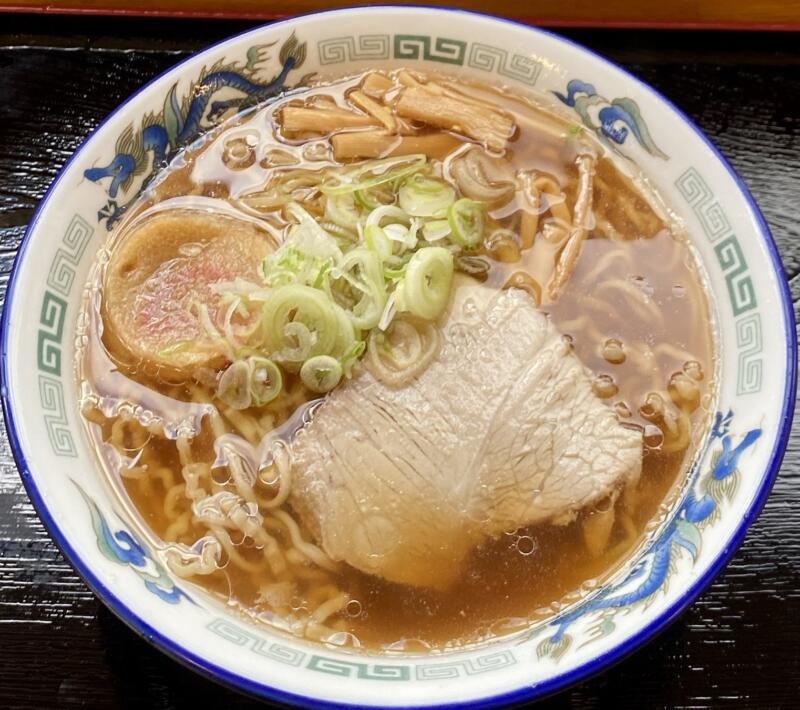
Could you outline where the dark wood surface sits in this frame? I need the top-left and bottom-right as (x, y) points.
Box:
(1, 15), (798, 709)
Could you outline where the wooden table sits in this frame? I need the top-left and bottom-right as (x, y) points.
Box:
(1, 13), (798, 709)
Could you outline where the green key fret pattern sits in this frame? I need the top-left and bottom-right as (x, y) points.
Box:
(673, 167), (732, 241)
(206, 619), (305, 666)
(467, 43), (541, 85)
(47, 214), (93, 296)
(36, 214), (89, 456)
(207, 618), (517, 680)
(37, 290), (66, 376)
(393, 35), (467, 65)
(318, 35), (391, 64)
(316, 33), (542, 80)
(735, 313), (764, 395)
(675, 167), (762, 394)
(39, 374), (77, 457)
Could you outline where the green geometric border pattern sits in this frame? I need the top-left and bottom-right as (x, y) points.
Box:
(35, 214), (93, 456)
(207, 618), (517, 681)
(318, 35), (391, 65)
(467, 43), (541, 85)
(393, 35), (467, 66)
(675, 167), (762, 395)
(316, 33), (542, 85)
(47, 213), (93, 296)
(39, 374), (77, 457)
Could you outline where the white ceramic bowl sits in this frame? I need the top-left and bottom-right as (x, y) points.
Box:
(1, 7), (795, 707)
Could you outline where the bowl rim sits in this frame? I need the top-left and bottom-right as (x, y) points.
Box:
(1, 6), (796, 708)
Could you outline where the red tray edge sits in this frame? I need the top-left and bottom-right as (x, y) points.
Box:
(1, 3), (800, 30)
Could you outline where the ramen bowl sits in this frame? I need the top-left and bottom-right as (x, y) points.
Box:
(1, 7), (795, 707)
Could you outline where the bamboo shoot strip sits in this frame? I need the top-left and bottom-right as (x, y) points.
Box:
(281, 106), (379, 133)
(396, 86), (515, 151)
(331, 131), (462, 161)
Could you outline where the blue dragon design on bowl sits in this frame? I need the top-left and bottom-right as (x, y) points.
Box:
(84, 33), (312, 229)
(529, 410), (760, 659)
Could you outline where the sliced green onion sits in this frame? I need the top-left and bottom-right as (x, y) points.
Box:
(319, 220), (357, 242)
(378, 291), (397, 331)
(286, 204), (342, 259)
(383, 253), (411, 280)
(262, 204), (342, 288)
(365, 204), (410, 228)
(212, 153), (472, 392)
(396, 247), (454, 320)
(364, 223), (393, 261)
(324, 193), (360, 230)
(383, 222), (417, 252)
(455, 254), (491, 280)
(383, 264), (407, 280)
(261, 284), (338, 360)
(248, 356), (282, 405)
(331, 303), (358, 360)
(321, 155), (427, 196)
(190, 300), (223, 342)
(422, 219), (451, 242)
(312, 261), (332, 290)
(399, 174), (456, 217)
(447, 198), (484, 248)
(275, 321), (313, 362)
(300, 355), (343, 393)
(157, 340), (191, 357)
(327, 248), (387, 330)
(354, 185), (396, 211)
(340, 340), (366, 378)
(217, 360), (252, 410)
(354, 188), (380, 211)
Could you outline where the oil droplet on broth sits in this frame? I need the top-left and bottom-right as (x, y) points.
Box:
(515, 535), (536, 556)
(602, 337), (626, 364)
(346, 599), (363, 618)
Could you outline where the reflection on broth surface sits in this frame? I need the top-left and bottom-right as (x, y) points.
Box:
(77, 69), (715, 650)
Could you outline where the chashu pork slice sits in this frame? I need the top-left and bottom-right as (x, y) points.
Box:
(290, 279), (642, 589)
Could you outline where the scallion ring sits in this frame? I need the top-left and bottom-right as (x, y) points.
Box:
(261, 284), (338, 360)
(422, 218), (452, 242)
(300, 355), (343, 393)
(324, 192), (361, 230)
(217, 360), (252, 410)
(331, 303), (358, 360)
(397, 246), (454, 320)
(364, 224), (393, 261)
(247, 356), (282, 405)
(447, 198), (484, 248)
(327, 248), (387, 330)
(399, 174), (456, 217)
